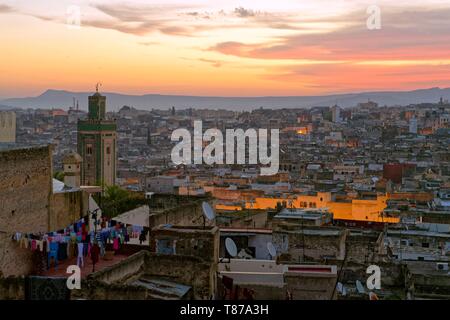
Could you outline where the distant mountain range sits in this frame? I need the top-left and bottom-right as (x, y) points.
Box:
(1, 87), (449, 111)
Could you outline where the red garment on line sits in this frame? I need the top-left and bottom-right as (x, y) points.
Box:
(91, 244), (100, 264)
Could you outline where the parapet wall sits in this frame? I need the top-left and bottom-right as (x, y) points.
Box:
(0, 146), (52, 276)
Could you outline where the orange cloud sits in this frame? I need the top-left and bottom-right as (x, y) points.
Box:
(265, 63), (450, 93)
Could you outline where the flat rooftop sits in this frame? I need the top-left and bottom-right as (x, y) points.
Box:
(0, 143), (50, 152)
(42, 253), (132, 279)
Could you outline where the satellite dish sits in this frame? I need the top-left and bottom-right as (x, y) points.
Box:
(202, 202), (215, 221)
(267, 242), (276, 257)
(225, 238), (237, 257)
(356, 280), (366, 294)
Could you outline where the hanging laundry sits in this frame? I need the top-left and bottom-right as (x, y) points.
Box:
(76, 242), (84, 268)
(58, 242), (68, 261)
(47, 242), (59, 269)
(91, 243), (100, 265)
(113, 237), (119, 251)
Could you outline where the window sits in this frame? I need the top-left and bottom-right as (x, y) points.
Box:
(106, 146), (111, 154)
(418, 257), (424, 261)
(157, 239), (174, 254)
(422, 243), (429, 248)
(86, 144), (93, 155)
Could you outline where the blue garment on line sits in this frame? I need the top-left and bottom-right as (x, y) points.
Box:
(83, 242), (88, 257)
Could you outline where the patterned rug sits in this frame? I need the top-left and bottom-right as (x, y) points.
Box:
(27, 276), (70, 300)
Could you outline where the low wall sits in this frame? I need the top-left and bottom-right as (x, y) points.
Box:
(87, 251), (146, 284)
(82, 251), (216, 300)
(0, 276), (26, 300)
(142, 253), (215, 299)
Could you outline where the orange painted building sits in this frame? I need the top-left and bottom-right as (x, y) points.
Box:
(215, 191), (399, 224)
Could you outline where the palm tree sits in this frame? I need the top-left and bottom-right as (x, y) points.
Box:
(53, 171), (65, 182)
(102, 185), (129, 217)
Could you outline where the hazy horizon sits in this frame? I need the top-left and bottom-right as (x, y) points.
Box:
(2, 86), (450, 101)
(2, 86), (450, 111)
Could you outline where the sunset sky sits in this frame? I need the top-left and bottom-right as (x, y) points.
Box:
(1, 0), (450, 98)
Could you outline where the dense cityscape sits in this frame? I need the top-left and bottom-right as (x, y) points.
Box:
(1, 0), (450, 309)
(1, 91), (449, 300)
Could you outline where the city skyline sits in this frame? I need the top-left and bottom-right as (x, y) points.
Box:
(1, 0), (450, 98)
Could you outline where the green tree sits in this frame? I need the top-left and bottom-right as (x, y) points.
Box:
(100, 185), (147, 218)
(53, 171), (65, 182)
(101, 185), (129, 217)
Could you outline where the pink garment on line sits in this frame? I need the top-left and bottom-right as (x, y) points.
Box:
(113, 238), (119, 250)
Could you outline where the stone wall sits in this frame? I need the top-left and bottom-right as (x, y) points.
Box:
(143, 252), (214, 299)
(148, 194), (215, 228)
(89, 250), (147, 284)
(273, 226), (347, 262)
(408, 273), (450, 299)
(0, 146), (52, 276)
(284, 273), (337, 300)
(332, 260), (403, 288)
(0, 276), (25, 300)
(0, 111), (16, 143)
(149, 202), (213, 228)
(150, 226), (219, 264)
(216, 211), (268, 229)
(49, 190), (86, 231)
(345, 231), (386, 264)
(82, 251), (215, 300)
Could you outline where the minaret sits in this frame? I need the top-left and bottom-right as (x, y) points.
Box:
(88, 84), (106, 120)
(77, 84), (117, 187)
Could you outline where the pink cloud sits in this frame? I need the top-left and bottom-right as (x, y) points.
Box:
(211, 8), (450, 62)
